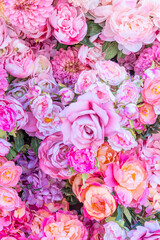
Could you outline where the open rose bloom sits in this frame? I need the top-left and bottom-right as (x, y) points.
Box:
(1, 0), (160, 238)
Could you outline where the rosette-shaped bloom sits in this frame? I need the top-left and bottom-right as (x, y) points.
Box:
(60, 92), (120, 150)
(0, 187), (22, 211)
(51, 47), (88, 87)
(39, 132), (74, 179)
(41, 211), (88, 240)
(103, 221), (127, 240)
(139, 103), (157, 125)
(59, 88), (75, 105)
(142, 68), (160, 106)
(68, 0), (100, 12)
(0, 161), (22, 187)
(4, 0), (53, 40)
(0, 139), (11, 156)
(67, 146), (96, 173)
(0, 63), (8, 92)
(95, 60), (127, 86)
(49, 0), (87, 45)
(0, 96), (28, 131)
(128, 221), (160, 240)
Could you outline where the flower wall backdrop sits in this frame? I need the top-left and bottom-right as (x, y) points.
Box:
(0, 0), (160, 239)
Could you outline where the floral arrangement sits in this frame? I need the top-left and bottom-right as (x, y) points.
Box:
(0, 0), (160, 239)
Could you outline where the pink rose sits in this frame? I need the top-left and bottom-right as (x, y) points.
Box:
(142, 68), (160, 106)
(5, 49), (34, 78)
(68, 0), (100, 12)
(0, 139), (11, 156)
(32, 55), (52, 76)
(0, 63), (8, 92)
(39, 132), (74, 179)
(139, 103), (157, 125)
(49, 0), (87, 45)
(0, 161), (22, 187)
(124, 103), (139, 120)
(67, 146), (96, 173)
(60, 92), (121, 150)
(22, 112), (38, 137)
(103, 221), (126, 240)
(0, 187), (22, 211)
(75, 70), (99, 94)
(59, 88), (75, 105)
(108, 129), (138, 152)
(0, 17), (11, 49)
(0, 105), (17, 132)
(100, 9), (157, 53)
(95, 60), (127, 86)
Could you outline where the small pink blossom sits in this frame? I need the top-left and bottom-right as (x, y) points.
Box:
(103, 221), (126, 240)
(59, 88), (74, 105)
(0, 187), (22, 211)
(67, 146), (96, 173)
(0, 63), (8, 92)
(124, 103), (139, 120)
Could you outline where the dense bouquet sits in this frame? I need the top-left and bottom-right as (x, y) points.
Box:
(0, 0), (160, 239)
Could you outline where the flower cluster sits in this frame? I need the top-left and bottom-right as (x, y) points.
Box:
(0, 0), (160, 239)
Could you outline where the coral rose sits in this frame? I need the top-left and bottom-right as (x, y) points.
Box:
(139, 103), (157, 125)
(60, 92), (120, 150)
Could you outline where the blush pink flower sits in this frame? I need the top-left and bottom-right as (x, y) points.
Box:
(95, 60), (127, 86)
(60, 92), (121, 150)
(103, 221), (126, 240)
(0, 139), (11, 156)
(75, 70), (99, 94)
(124, 103), (139, 120)
(0, 161), (22, 187)
(0, 17), (11, 49)
(51, 47), (88, 87)
(67, 146), (96, 173)
(0, 187), (22, 211)
(0, 63), (8, 92)
(4, 0), (53, 40)
(59, 88), (75, 105)
(68, 0), (100, 12)
(39, 132), (74, 179)
(49, 0), (87, 45)
(108, 129), (138, 152)
(139, 103), (157, 125)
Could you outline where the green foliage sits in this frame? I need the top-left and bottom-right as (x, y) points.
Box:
(14, 131), (24, 152)
(105, 41), (119, 60)
(86, 21), (102, 37)
(31, 137), (41, 156)
(80, 36), (95, 47)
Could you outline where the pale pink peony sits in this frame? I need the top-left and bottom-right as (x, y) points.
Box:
(100, 8), (157, 53)
(59, 88), (75, 105)
(139, 103), (157, 125)
(124, 103), (139, 120)
(108, 129), (137, 152)
(0, 139), (11, 156)
(75, 70), (99, 94)
(5, 49), (34, 78)
(4, 0), (53, 40)
(68, 0), (100, 12)
(0, 63), (8, 92)
(103, 221), (126, 240)
(0, 187), (22, 211)
(39, 132), (74, 179)
(95, 60), (127, 85)
(0, 161), (22, 187)
(67, 146), (96, 173)
(49, 0), (87, 45)
(60, 92), (121, 150)
(32, 55), (52, 76)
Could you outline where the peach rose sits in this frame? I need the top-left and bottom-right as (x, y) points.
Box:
(0, 161), (22, 187)
(0, 187), (22, 211)
(142, 68), (160, 106)
(139, 103), (157, 125)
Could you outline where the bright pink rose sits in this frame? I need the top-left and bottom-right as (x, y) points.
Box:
(0, 105), (17, 132)
(49, 0), (87, 45)
(0, 139), (11, 156)
(0, 63), (8, 92)
(139, 103), (157, 125)
(32, 55), (52, 76)
(95, 60), (127, 86)
(0, 161), (22, 187)
(59, 88), (75, 105)
(101, 9), (157, 54)
(5, 49), (34, 78)
(108, 129), (137, 152)
(39, 132), (74, 179)
(103, 221), (126, 240)
(142, 68), (160, 106)
(67, 146), (96, 173)
(0, 187), (22, 211)
(60, 92), (121, 150)
(128, 221), (160, 240)
(75, 70), (99, 94)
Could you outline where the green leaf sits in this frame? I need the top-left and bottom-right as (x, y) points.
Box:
(14, 131), (24, 152)
(56, 42), (68, 51)
(129, 120), (134, 129)
(86, 21), (102, 37)
(95, 157), (100, 169)
(31, 137), (41, 156)
(102, 41), (110, 52)
(0, 129), (7, 139)
(80, 37), (95, 48)
(105, 41), (119, 60)
(117, 50), (126, 59)
(6, 146), (17, 160)
(82, 173), (88, 187)
(123, 208), (132, 224)
(115, 205), (123, 221)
